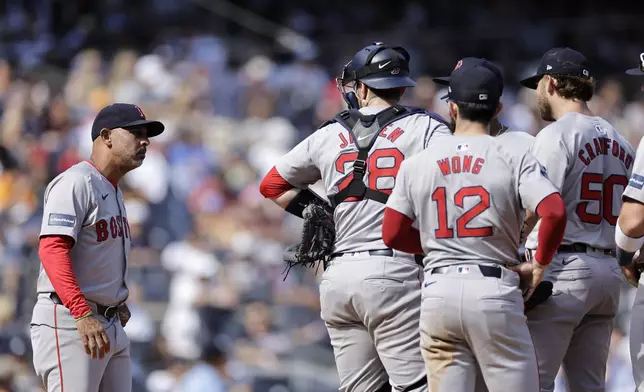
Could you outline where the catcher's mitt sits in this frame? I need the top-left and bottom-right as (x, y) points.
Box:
(524, 280), (553, 313)
(282, 202), (335, 278)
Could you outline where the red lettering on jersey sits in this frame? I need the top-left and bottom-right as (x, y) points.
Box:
(386, 127), (404, 143)
(110, 217), (118, 238)
(123, 217), (130, 239)
(339, 133), (349, 148)
(96, 219), (109, 242)
(612, 140), (619, 157)
(116, 217), (124, 237)
(437, 158), (451, 175)
(472, 158), (485, 174)
(462, 155), (473, 173)
(601, 138), (610, 155)
(578, 150), (591, 166)
(585, 143), (596, 160)
(593, 138), (603, 156)
(379, 124), (393, 138)
(451, 156), (461, 173)
(577, 138), (632, 169)
(438, 156), (483, 175)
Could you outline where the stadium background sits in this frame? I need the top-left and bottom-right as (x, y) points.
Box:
(0, 0), (643, 391)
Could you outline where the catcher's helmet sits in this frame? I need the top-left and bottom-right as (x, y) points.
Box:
(337, 42), (415, 108)
(626, 52), (644, 76)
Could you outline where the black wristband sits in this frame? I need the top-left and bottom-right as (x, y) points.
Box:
(616, 247), (636, 267)
(285, 189), (330, 218)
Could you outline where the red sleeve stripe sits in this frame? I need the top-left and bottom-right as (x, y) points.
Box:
(259, 166), (295, 199)
(382, 207), (424, 255)
(39, 236), (92, 318)
(534, 193), (567, 265)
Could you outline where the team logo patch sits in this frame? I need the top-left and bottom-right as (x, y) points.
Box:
(48, 213), (75, 227)
(629, 174), (644, 190)
(453, 60), (463, 71)
(457, 144), (469, 151)
(457, 266), (470, 274)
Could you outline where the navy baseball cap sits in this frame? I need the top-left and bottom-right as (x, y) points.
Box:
(443, 61), (503, 105)
(520, 47), (591, 89)
(91, 103), (165, 141)
(433, 57), (503, 87)
(626, 53), (644, 76)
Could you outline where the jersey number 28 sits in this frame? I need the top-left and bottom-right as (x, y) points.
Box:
(335, 148), (404, 196)
(576, 173), (628, 225)
(432, 186), (493, 238)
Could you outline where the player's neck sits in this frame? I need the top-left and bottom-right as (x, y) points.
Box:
(453, 120), (489, 136)
(552, 99), (594, 120)
(89, 152), (124, 185)
(363, 97), (396, 109)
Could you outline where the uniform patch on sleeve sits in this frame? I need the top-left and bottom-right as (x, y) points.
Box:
(539, 164), (548, 178)
(629, 174), (644, 190)
(48, 213), (76, 227)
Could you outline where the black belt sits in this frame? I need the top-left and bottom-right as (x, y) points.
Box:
(558, 243), (615, 256)
(49, 292), (119, 319)
(330, 249), (424, 266)
(431, 264), (502, 278)
(526, 243), (615, 258)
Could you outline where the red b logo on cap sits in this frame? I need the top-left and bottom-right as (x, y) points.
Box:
(453, 60), (463, 71)
(134, 105), (146, 119)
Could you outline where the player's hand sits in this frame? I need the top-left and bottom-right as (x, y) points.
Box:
(118, 303), (131, 327)
(76, 314), (111, 360)
(510, 260), (547, 299)
(621, 264), (640, 288)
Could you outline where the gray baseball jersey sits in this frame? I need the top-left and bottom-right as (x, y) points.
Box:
(386, 134), (552, 392)
(496, 126), (534, 155)
(386, 134), (557, 270)
(31, 160), (133, 392)
(36, 161), (130, 306)
(622, 136), (644, 203)
(276, 105), (451, 253)
(622, 136), (644, 392)
(525, 112), (634, 250)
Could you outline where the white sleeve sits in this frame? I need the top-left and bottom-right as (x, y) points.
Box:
(529, 128), (569, 192)
(275, 134), (322, 188)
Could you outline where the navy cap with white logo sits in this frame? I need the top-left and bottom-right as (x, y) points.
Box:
(520, 47), (591, 90)
(91, 103), (165, 141)
(443, 61), (503, 105)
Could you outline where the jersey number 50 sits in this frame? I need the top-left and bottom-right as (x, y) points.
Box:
(576, 173), (628, 225)
(432, 186), (493, 239)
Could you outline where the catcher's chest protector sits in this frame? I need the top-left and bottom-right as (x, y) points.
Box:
(329, 105), (424, 208)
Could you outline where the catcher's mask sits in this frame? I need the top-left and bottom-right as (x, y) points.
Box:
(336, 42), (416, 109)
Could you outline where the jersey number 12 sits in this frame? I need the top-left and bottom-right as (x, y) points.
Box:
(432, 186), (493, 239)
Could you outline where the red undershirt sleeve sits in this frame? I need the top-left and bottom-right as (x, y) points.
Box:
(382, 207), (424, 255)
(534, 193), (567, 265)
(259, 166), (295, 199)
(38, 236), (92, 318)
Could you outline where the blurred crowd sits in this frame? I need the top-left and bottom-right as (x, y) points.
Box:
(0, 1), (643, 392)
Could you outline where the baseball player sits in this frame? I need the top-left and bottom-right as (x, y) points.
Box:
(432, 57), (534, 154)
(259, 42), (451, 392)
(29, 103), (165, 392)
(614, 51), (644, 391)
(382, 59), (567, 392)
(519, 47), (635, 392)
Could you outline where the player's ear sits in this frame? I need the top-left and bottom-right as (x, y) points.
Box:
(359, 82), (369, 101)
(545, 75), (557, 96)
(100, 128), (112, 147)
(448, 101), (458, 120)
